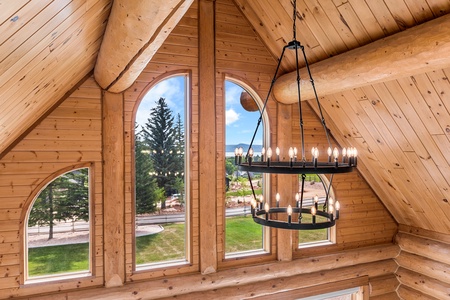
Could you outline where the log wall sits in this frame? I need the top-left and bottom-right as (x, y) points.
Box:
(0, 77), (104, 298)
(0, 0), (403, 298)
(395, 225), (450, 299)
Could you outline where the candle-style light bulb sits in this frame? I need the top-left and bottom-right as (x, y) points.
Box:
(261, 147), (266, 161)
(234, 147), (239, 164)
(342, 147), (347, 163)
(333, 147), (339, 159)
(327, 147), (332, 162)
(238, 147), (243, 156)
(329, 204), (334, 214)
(295, 193), (300, 207)
(248, 148), (254, 166)
(287, 205), (293, 224)
(264, 202), (270, 221)
(276, 193), (280, 207)
(333, 147), (339, 167)
(313, 147), (319, 168)
(311, 206), (316, 224)
(329, 197), (334, 206)
(288, 147), (294, 159)
(293, 147), (298, 161)
(276, 147), (280, 161)
(238, 147), (244, 164)
(288, 147), (294, 167)
(266, 147), (273, 166)
(348, 147), (354, 165)
(259, 195), (264, 209)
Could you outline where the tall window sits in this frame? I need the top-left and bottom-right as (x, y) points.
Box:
(298, 174), (335, 247)
(134, 75), (189, 268)
(26, 167), (91, 281)
(224, 79), (269, 256)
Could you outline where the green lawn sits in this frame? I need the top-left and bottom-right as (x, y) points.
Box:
(225, 215), (263, 253)
(28, 243), (89, 276)
(298, 213), (328, 244)
(28, 216), (326, 276)
(136, 223), (186, 264)
(226, 189), (262, 197)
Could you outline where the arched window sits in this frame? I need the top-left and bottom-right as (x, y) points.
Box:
(297, 174), (336, 247)
(26, 167), (91, 282)
(224, 78), (270, 257)
(134, 74), (189, 269)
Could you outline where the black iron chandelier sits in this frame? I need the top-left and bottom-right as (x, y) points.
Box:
(234, 0), (357, 230)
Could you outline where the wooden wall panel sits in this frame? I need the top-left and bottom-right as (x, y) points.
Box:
(0, 79), (103, 298)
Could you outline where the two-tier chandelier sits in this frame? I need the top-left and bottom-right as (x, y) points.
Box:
(235, 0), (357, 230)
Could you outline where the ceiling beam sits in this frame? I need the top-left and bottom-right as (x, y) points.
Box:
(94, 0), (193, 93)
(272, 13), (450, 104)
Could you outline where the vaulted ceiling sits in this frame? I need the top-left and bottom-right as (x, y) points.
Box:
(1, 0), (449, 234)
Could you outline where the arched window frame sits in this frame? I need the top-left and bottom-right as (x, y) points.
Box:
(21, 163), (94, 284)
(131, 71), (192, 272)
(222, 75), (272, 261)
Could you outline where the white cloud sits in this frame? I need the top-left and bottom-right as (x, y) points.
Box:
(226, 108), (240, 125)
(136, 77), (185, 128)
(225, 81), (243, 106)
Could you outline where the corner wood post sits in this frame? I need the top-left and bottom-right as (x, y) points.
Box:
(102, 91), (125, 287)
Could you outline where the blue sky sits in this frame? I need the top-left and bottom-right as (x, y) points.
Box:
(136, 77), (262, 146)
(136, 76), (186, 131)
(225, 81), (262, 146)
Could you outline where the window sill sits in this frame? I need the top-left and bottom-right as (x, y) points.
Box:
(25, 271), (92, 285)
(298, 240), (334, 249)
(135, 259), (189, 272)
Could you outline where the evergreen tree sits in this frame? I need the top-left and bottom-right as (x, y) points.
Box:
(142, 97), (178, 199)
(28, 168), (89, 240)
(173, 113), (185, 181)
(135, 130), (161, 214)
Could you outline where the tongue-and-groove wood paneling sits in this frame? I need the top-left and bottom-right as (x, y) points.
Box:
(0, 0), (111, 156)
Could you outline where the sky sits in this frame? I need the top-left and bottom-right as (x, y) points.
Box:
(135, 77), (263, 146)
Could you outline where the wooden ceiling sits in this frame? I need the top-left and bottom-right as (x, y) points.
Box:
(1, 0), (449, 234)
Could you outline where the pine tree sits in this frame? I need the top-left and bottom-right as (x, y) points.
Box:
(135, 130), (161, 214)
(28, 169), (89, 239)
(173, 113), (185, 179)
(142, 97), (178, 200)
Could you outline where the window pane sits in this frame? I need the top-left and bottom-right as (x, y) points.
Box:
(225, 80), (265, 255)
(27, 168), (90, 278)
(135, 76), (187, 267)
(298, 174), (331, 245)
